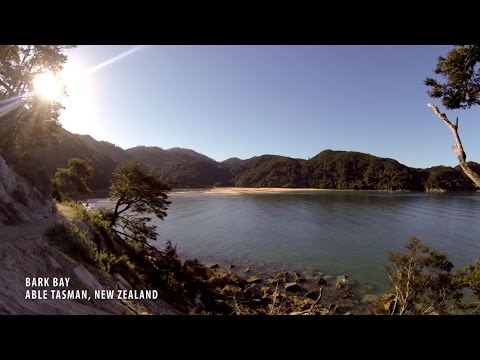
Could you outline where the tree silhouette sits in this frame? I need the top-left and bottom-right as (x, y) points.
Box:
(108, 161), (171, 244)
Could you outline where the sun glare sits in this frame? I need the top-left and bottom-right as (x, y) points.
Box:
(33, 72), (64, 101)
(58, 59), (96, 134)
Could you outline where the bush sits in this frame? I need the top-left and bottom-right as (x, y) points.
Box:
(452, 260), (480, 310)
(382, 236), (460, 315)
(45, 223), (97, 265)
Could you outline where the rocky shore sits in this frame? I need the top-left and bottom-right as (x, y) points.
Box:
(180, 259), (377, 315)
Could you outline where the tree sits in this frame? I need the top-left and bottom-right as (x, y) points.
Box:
(382, 236), (459, 315)
(425, 45), (480, 188)
(53, 158), (94, 202)
(108, 160), (171, 244)
(0, 45), (75, 157)
(452, 260), (480, 311)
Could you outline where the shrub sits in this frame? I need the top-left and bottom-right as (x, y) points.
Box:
(382, 236), (459, 315)
(452, 260), (480, 311)
(45, 223), (97, 265)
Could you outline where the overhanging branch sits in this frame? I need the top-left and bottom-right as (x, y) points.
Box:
(427, 103), (480, 188)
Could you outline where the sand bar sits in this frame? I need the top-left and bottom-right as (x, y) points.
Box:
(172, 187), (333, 195)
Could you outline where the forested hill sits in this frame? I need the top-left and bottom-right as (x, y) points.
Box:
(126, 146), (232, 187)
(24, 129), (478, 192)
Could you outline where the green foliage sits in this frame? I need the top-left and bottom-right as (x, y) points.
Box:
(425, 45), (480, 110)
(45, 221), (137, 277)
(127, 146), (232, 187)
(227, 150), (429, 190)
(53, 158), (94, 201)
(109, 160), (171, 243)
(452, 260), (480, 310)
(0, 46), (74, 164)
(305, 150), (422, 190)
(45, 223), (98, 266)
(232, 155), (306, 188)
(383, 236), (459, 315)
(425, 166), (476, 191)
(0, 46), (75, 195)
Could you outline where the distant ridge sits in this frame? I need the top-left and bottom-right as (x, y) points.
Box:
(33, 129), (479, 192)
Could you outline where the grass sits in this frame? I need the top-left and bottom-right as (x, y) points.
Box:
(44, 222), (138, 278)
(44, 223), (98, 266)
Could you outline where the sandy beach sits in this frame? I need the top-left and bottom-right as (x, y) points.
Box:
(203, 187), (332, 195)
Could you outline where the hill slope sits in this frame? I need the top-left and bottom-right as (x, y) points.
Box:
(13, 128), (477, 192)
(126, 146), (233, 187)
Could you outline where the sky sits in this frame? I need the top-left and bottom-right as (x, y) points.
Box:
(58, 45), (480, 169)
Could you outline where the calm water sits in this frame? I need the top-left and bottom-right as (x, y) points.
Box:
(148, 191), (480, 291)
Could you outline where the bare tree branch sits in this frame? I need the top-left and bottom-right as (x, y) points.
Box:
(308, 286), (323, 315)
(428, 103), (480, 188)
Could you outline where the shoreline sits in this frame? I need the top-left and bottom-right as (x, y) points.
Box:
(173, 187), (412, 195)
(172, 187), (480, 195)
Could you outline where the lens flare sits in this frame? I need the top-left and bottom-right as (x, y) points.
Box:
(33, 72), (64, 101)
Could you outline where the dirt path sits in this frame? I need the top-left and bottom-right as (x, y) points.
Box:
(0, 205), (180, 315)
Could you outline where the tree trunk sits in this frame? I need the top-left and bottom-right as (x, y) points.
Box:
(428, 104), (480, 188)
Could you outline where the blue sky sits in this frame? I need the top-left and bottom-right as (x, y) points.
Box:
(59, 45), (480, 168)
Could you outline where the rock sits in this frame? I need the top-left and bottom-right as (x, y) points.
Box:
(244, 284), (263, 299)
(229, 264), (236, 269)
(245, 267), (251, 273)
(208, 271), (229, 288)
(323, 275), (334, 281)
(285, 282), (303, 293)
(183, 263), (214, 280)
(228, 273), (247, 287)
(267, 277), (279, 285)
(209, 271), (246, 288)
(284, 272), (295, 283)
(246, 275), (262, 284)
(276, 271), (295, 282)
(337, 275), (353, 285)
(207, 263), (219, 269)
(361, 294), (377, 304)
(221, 285), (243, 298)
(317, 278), (327, 286)
(305, 290), (320, 300)
(295, 274), (307, 283)
(335, 275), (354, 291)
(73, 264), (102, 290)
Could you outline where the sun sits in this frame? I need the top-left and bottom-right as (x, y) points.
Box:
(57, 59), (96, 134)
(33, 72), (64, 101)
